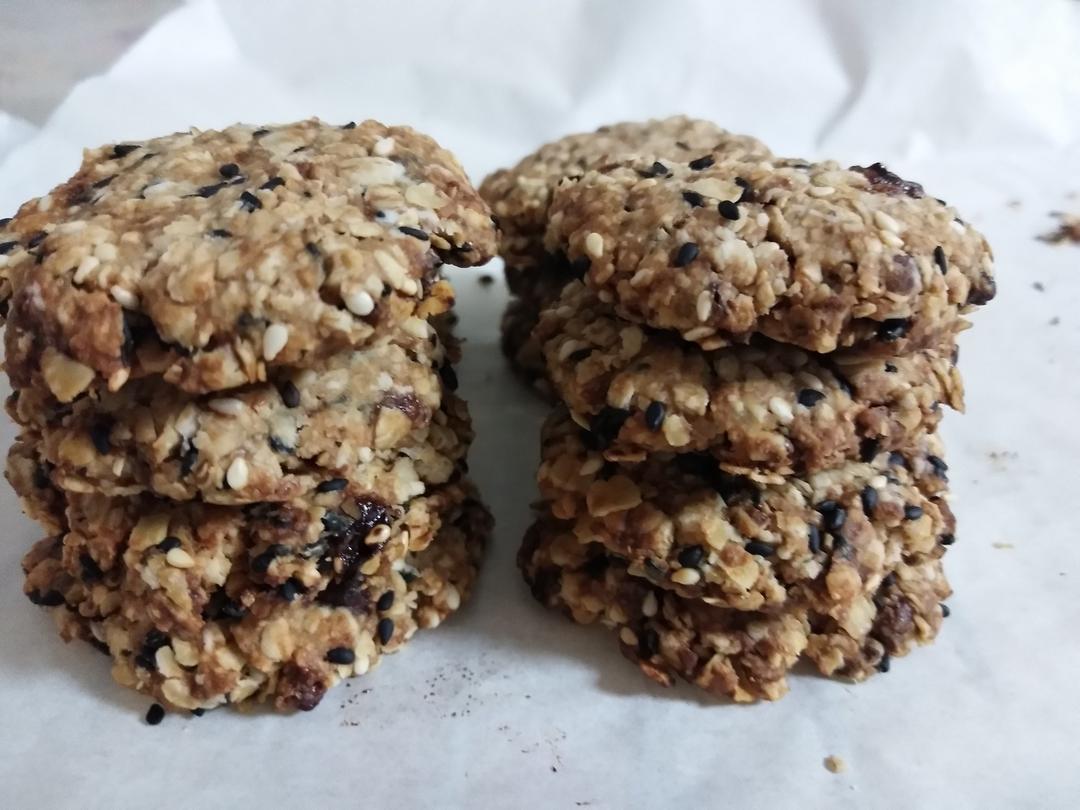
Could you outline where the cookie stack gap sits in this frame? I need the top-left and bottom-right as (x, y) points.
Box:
(488, 125), (994, 702)
(0, 119), (497, 714)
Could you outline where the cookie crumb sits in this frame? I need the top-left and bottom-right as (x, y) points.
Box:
(824, 755), (845, 774)
(1006, 199), (1022, 209)
(1039, 212), (1080, 244)
(1032, 281), (1044, 292)
(479, 274), (494, 287)
(992, 542), (1015, 550)
(1049, 316), (1061, 326)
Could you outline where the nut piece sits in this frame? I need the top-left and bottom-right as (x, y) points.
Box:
(41, 348), (95, 403)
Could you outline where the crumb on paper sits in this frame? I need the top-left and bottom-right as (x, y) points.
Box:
(1049, 316), (1060, 326)
(1039, 212), (1080, 244)
(479, 273), (495, 286)
(1007, 199), (1022, 209)
(993, 542), (1015, 550)
(824, 755), (845, 774)
(1032, 281), (1045, 291)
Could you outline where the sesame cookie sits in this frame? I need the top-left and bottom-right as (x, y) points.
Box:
(536, 408), (953, 615)
(9, 333), (470, 505)
(545, 156), (995, 353)
(480, 116), (770, 276)
(19, 467), (489, 713)
(520, 513), (950, 701)
(537, 281), (961, 475)
(0, 119), (496, 399)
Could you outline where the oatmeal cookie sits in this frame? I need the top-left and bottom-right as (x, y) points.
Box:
(537, 281), (961, 474)
(0, 119), (496, 398)
(545, 155), (995, 353)
(20, 470), (489, 712)
(536, 408), (953, 615)
(480, 116), (769, 275)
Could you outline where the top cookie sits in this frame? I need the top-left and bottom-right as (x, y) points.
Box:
(479, 116), (770, 276)
(545, 156), (995, 354)
(0, 119), (497, 398)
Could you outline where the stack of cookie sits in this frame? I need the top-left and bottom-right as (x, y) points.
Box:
(0, 119), (496, 714)
(488, 121), (995, 701)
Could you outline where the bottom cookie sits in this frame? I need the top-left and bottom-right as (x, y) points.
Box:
(22, 483), (490, 713)
(519, 514), (950, 702)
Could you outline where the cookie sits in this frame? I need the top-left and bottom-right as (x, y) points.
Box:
(536, 408), (953, 615)
(10, 333), (470, 505)
(545, 155), (995, 353)
(537, 281), (962, 475)
(520, 513), (949, 702)
(0, 119), (497, 399)
(480, 116), (770, 275)
(20, 468), (489, 712)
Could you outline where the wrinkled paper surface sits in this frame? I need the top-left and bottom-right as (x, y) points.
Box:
(1, 1), (1078, 807)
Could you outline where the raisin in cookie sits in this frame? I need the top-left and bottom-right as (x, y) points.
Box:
(545, 155), (995, 353)
(0, 119), (496, 399)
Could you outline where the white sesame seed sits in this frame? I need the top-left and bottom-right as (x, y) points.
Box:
(768, 396), (795, 424)
(73, 255), (100, 283)
(873, 210), (902, 234)
(808, 185), (835, 197)
(262, 323), (289, 361)
(344, 289), (375, 316)
(444, 585), (461, 611)
(619, 627), (638, 646)
(880, 230), (904, 248)
(696, 289), (713, 322)
(584, 231), (604, 259)
(166, 547), (195, 569)
(671, 568), (701, 586)
(373, 137), (395, 157)
(226, 457), (249, 490)
(642, 591), (658, 617)
(110, 285), (139, 309)
(208, 397), (244, 416)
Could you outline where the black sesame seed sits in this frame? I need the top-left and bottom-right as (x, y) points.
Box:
(677, 545), (705, 568)
(859, 437), (880, 462)
(734, 177), (754, 202)
(940, 603), (951, 617)
(877, 654), (891, 673)
(903, 504), (924, 521)
(92, 175), (116, 189)
(860, 485), (878, 516)
(252, 128), (269, 137)
(0, 241), (17, 255)
(717, 200), (740, 221)
(342, 121), (357, 129)
(157, 536), (182, 553)
(807, 525), (822, 554)
(111, 144), (140, 158)
(688, 155), (715, 171)
(377, 618), (394, 645)
(218, 163), (240, 178)
(939, 533), (955, 546)
(145, 704), (165, 725)
(744, 540), (774, 557)
(888, 451), (907, 468)
(439, 364), (459, 391)
(180, 446), (198, 476)
(89, 421), (112, 454)
(268, 435), (293, 454)
(644, 401), (666, 432)
(376, 590), (395, 612)
(316, 478), (348, 494)
(933, 245), (948, 273)
(195, 182), (227, 198)
(259, 176), (284, 191)
(238, 191), (262, 211)
(326, 647), (355, 665)
(252, 543), (288, 574)
(0, 217), (10, 228)
(674, 242), (699, 267)
(797, 389), (826, 408)
(279, 380), (301, 408)
(209, 228), (232, 238)
(279, 578), (303, 602)
(27, 232), (46, 249)
(817, 501), (847, 532)
(637, 627), (660, 658)
(398, 225), (429, 241)
(877, 318), (910, 342)
(638, 161), (668, 178)
(190, 708), (205, 717)
(884, 362), (897, 373)
(305, 242), (321, 258)
(681, 190), (705, 208)
(926, 455), (948, 476)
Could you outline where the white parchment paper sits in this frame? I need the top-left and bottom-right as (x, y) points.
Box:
(1, 2), (1079, 807)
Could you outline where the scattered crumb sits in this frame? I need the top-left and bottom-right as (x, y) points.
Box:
(993, 542), (1015, 550)
(824, 755), (846, 774)
(1006, 199), (1022, 209)
(1049, 316), (1060, 326)
(1032, 281), (1045, 292)
(478, 273), (494, 287)
(1039, 211), (1080, 244)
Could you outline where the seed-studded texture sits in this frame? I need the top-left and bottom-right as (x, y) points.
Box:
(545, 155), (995, 354)
(10, 332), (471, 505)
(520, 514), (949, 702)
(0, 119), (497, 398)
(536, 409), (953, 618)
(480, 116), (770, 276)
(536, 282), (962, 476)
(18, 464), (490, 713)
